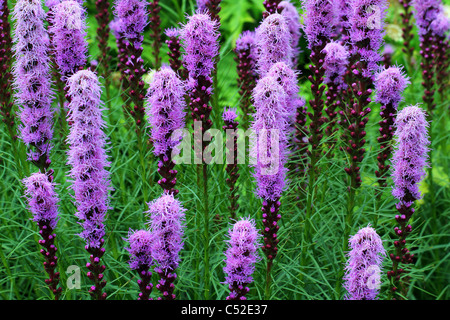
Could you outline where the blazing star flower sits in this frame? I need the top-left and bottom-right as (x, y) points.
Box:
(302, 0), (334, 50)
(255, 13), (292, 76)
(23, 172), (62, 299)
(391, 105), (430, 203)
(322, 41), (349, 90)
(343, 225), (386, 300)
(49, 0), (88, 78)
(114, 0), (148, 48)
(332, 0), (352, 41)
(165, 28), (184, 78)
(223, 217), (261, 300)
(412, 0), (446, 37)
(147, 193), (186, 300)
(126, 229), (154, 300)
(278, 0), (302, 65)
(12, 0), (54, 170)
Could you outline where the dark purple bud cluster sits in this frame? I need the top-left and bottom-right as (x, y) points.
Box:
(86, 242), (107, 300)
(205, 0), (222, 24)
(261, 200), (281, 264)
(165, 28), (186, 79)
(149, 1), (162, 69)
(263, 0), (282, 16)
(94, 0), (112, 80)
(399, 0), (415, 58)
(155, 268), (177, 300)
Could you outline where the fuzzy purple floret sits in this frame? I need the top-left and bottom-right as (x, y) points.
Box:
(412, 0), (448, 37)
(255, 13), (292, 76)
(222, 107), (238, 123)
(165, 27), (179, 38)
(12, 0), (54, 163)
(343, 225), (386, 300)
(250, 75), (289, 201)
(126, 229), (154, 270)
(391, 105), (430, 203)
(374, 66), (410, 107)
(113, 0), (148, 49)
(146, 67), (186, 157)
(180, 12), (219, 87)
(49, 0), (88, 78)
(348, 0), (388, 79)
(147, 193), (186, 272)
(236, 30), (257, 60)
(23, 173), (59, 230)
(66, 70), (111, 249)
(302, 0), (334, 50)
(279, 1), (302, 63)
(322, 41), (350, 89)
(429, 11), (450, 37)
(223, 217), (261, 294)
(196, 0), (208, 10)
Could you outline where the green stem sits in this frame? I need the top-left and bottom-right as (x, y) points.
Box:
(202, 163), (210, 300)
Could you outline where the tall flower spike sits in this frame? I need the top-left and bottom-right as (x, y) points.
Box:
(148, 1), (162, 69)
(49, 0), (88, 79)
(146, 67), (186, 195)
(114, 0), (148, 131)
(165, 28), (186, 79)
(374, 66), (410, 191)
(23, 172), (62, 300)
(388, 105), (430, 299)
(343, 225), (386, 300)
(234, 30), (258, 129)
(222, 107), (240, 219)
(66, 70), (111, 300)
(278, 1), (302, 66)
(147, 193), (186, 300)
(255, 13), (292, 76)
(0, 0), (15, 139)
(250, 74), (289, 293)
(12, 0), (54, 172)
(322, 41), (349, 156)
(126, 229), (154, 300)
(332, 0), (352, 42)
(180, 12), (219, 156)
(223, 217), (261, 300)
(94, 0), (112, 95)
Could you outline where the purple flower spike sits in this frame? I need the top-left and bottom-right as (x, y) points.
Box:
(126, 229), (154, 300)
(148, 1), (162, 69)
(49, 0), (88, 78)
(278, 1), (302, 66)
(23, 172), (62, 299)
(146, 67), (186, 195)
(66, 70), (111, 300)
(255, 13), (292, 76)
(223, 217), (261, 300)
(222, 107), (240, 219)
(388, 105), (430, 299)
(343, 225), (386, 300)
(165, 28), (186, 79)
(332, 0), (352, 42)
(12, 0), (54, 172)
(235, 30), (258, 128)
(374, 66), (410, 190)
(302, 0), (334, 50)
(412, 0), (445, 37)
(147, 193), (186, 300)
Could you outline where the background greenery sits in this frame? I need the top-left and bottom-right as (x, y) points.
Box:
(0, 0), (448, 300)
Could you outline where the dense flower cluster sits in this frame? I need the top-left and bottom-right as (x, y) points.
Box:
(165, 28), (185, 78)
(223, 217), (261, 300)
(278, 0), (301, 66)
(146, 67), (186, 194)
(343, 225), (386, 300)
(66, 70), (110, 300)
(126, 229), (154, 300)
(48, 0), (88, 78)
(12, 0), (54, 171)
(147, 193), (186, 300)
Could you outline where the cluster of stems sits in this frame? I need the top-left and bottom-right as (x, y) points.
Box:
(0, 0), (14, 138)
(149, 1), (162, 69)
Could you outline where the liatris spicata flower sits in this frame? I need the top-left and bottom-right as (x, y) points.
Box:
(94, 0), (112, 91)
(222, 107), (240, 219)
(66, 70), (111, 300)
(0, 0), (15, 138)
(145, 67), (186, 195)
(126, 229), (154, 300)
(198, 0), (222, 23)
(382, 44), (394, 68)
(23, 172), (62, 300)
(431, 12), (450, 100)
(278, 0), (301, 67)
(149, 1), (162, 69)
(180, 12), (219, 156)
(223, 217), (261, 300)
(343, 225), (386, 300)
(147, 193), (186, 300)
(114, 0), (148, 132)
(322, 41), (349, 156)
(398, 0), (415, 61)
(250, 74), (289, 296)
(234, 30), (257, 129)
(255, 13), (292, 77)
(12, 0), (54, 172)
(374, 66), (410, 191)
(48, 0), (88, 79)
(165, 28), (186, 79)
(332, 0), (351, 42)
(388, 105), (430, 299)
